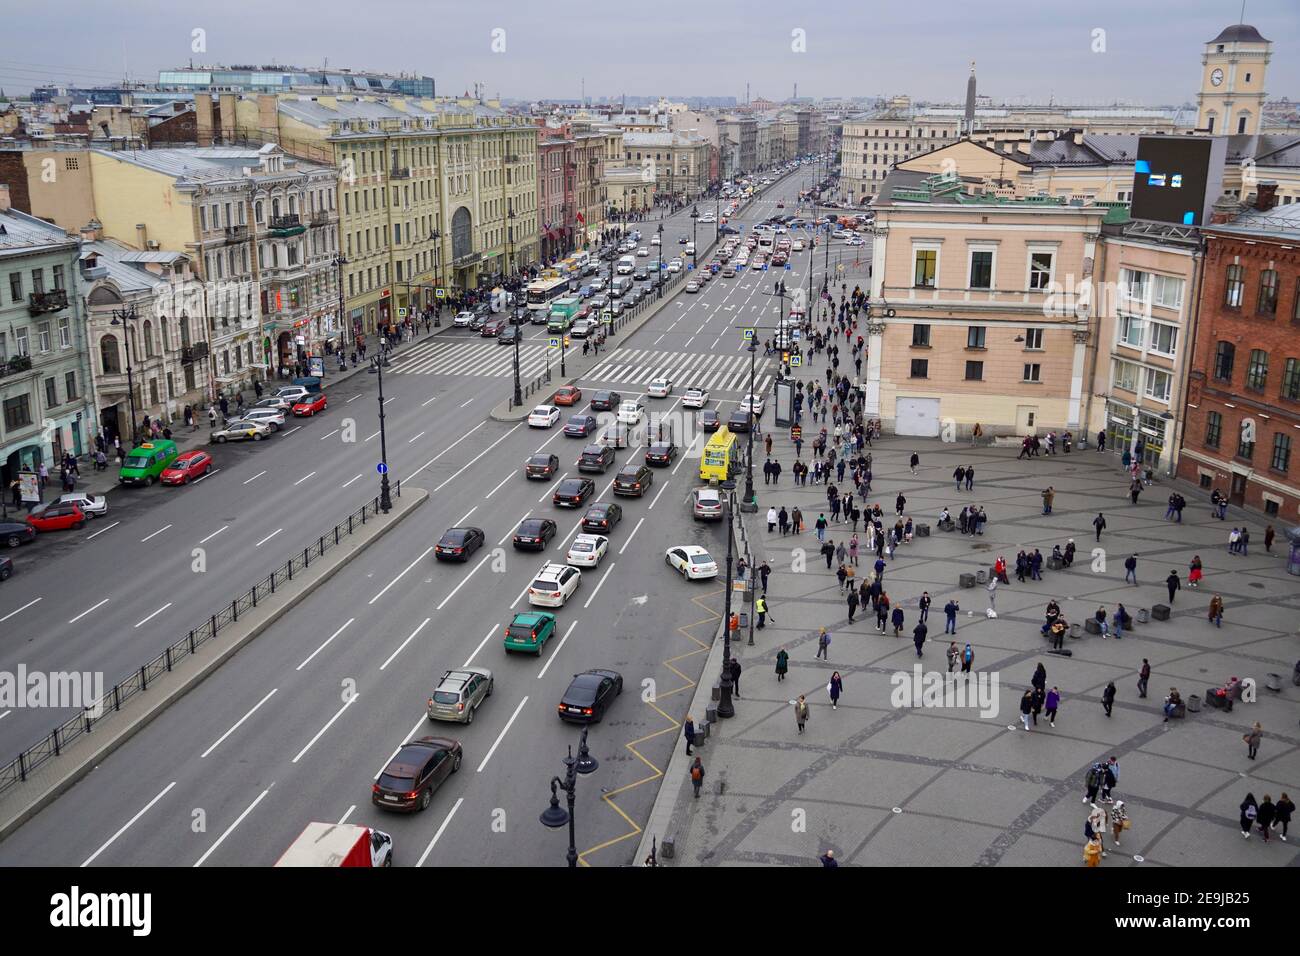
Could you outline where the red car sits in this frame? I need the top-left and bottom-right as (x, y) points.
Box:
(161, 450), (213, 485)
(27, 501), (86, 532)
(292, 393), (328, 416)
(554, 386), (582, 406)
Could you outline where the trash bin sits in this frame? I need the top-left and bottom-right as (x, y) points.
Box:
(1137, 608), (1150, 624)
(1070, 623), (1081, 640)
(976, 568), (987, 584)
(1187, 694), (1201, 713)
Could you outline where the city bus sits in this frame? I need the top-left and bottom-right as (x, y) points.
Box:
(700, 427), (739, 483)
(526, 275), (570, 312)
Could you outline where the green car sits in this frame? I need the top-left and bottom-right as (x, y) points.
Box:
(503, 611), (557, 655)
(118, 439), (179, 487)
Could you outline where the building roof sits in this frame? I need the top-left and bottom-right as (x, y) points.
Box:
(623, 131), (707, 148)
(82, 238), (163, 292)
(91, 145), (332, 182)
(1202, 202), (1300, 244)
(1208, 24), (1269, 45)
(118, 250), (188, 264)
(1025, 133), (1141, 166)
(0, 206), (77, 256)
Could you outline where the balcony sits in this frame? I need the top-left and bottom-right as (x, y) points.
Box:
(181, 342), (209, 365)
(1, 354), (34, 378)
(267, 214), (305, 238)
(389, 167), (411, 180)
(223, 224), (249, 241)
(28, 289), (68, 315)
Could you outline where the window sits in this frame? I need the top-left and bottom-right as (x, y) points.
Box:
(1113, 359), (1140, 392)
(911, 324), (931, 347)
(1257, 269), (1278, 315)
(1024, 328), (1043, 350)
(1283, 358), (1300, 401)
(966, 326), (986, 349)
(1143, 367), (1171, 402)
(44, 377), (57, 408)
(199, 207), (207, 232)
(1028, 251), (1053, 290)
(1245, 349), (1268, 390)
(1264, 497), (1279, 516)
(909, 358), (929, 378)
(3, 394), (33, 431)
(1213, 341), (1235, 381)
(1224, 264), (1244, 307)
(100, 335), (121, 374)
(37, 322), (50, 353)
(59, 318), (70, 349)
(8, 272), (20, 303)
(1237, 422), (1255, 460)
(31, 269), (43, 294)
(16, 327), (29, 356)
(1148, 322), (1177, 356)
(969, 249), (993, 289)
(1118, 314), (1145, 348)
(52, 264), (64, 290)
(1271, 433), (1292, 473)
(913, 249), (937, 287)
(1023, 363), (1041, 382)
(964, 360), (984, 381)
(1152, 274), (1183, 310)
(1205, 411), (1222, 448)
(65, 370), (78, 400)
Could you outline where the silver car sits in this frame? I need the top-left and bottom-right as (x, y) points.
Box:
(240, 407), (286, 431)
(56, 492), (108, 518)
(426, 667), (494, 724)
(692, 487), (724, 522)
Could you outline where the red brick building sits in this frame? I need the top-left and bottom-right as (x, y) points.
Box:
(1179, 191), (1300, 520)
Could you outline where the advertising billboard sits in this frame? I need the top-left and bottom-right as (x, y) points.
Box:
(1129, 136), (1227, 227)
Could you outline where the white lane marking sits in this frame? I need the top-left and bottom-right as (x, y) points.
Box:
(408, 431), (426, 444)
(583, 562), (617, 608)
(82, 781), (177, 867)
(541, 473), (567, 503)
(194, 787), (272, 866)
(293, 471), (317, 486)
(509, 580), (531, 610)
(296, 618), (356, 671)
(619, 519), (645, 555)
(255, 528), (283, 548)
(292, 694), (360, 764)
(243, 470), (267, 485)
(416, 797), (465, 868)
(380, 617), (431, 671)
(365, 430), (381, 442)
(485, 473), (513, 498)
(369, 547), (435, 605)
(338, 805), (356, 825)
(0, 710), (10, 720)
(536, 621), (579, 679)
(192, 469), (218, 483)
(476, 696), (528, 773)
(407, 421), (487, 481)
(383, 397), (396, 406)
(282, 425), (302, 437)
(201, 688), (279, 759)
(375, 714), (429, 780)
(319, 428), (340, 441)
(0, 597), (42, 623)
(133, 602), (173, 628)
(68, 598), (109, 624)
(463, 624), (499, 668)
(341, 473), (363, 488)
(649, 481), (672, 509)
(198, 525), (228, 545)
(346, 394), (362, 404)
(459, 398), (474, 408)
(85, 520), (120, 540)
(140, 524), (172, 543)
(431, 424), (523, 494)
(435, 552), (492, 610)
(422, 395), (439, 407)
(454, 506), (478, 526)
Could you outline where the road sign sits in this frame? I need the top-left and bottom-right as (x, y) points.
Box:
(762, 264), (769, 271)
(785, 264), (793, 270)
(397, 307), (408, 318)
(743, 328), (755, 341)
(791, 354), (802, 367)
(435, 288), (446, 298)
(376, 462), (388, 475)
(548, 337), (560, 349)
(791, 329), (802, 341)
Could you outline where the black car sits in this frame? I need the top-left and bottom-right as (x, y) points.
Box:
(645, 441), (678, 467)
(633, 267), (649, 282)
(727, 409), (752, 433)
(558, 669), (624, 723)
(372, 736), (462, 812)
(590, 390), (621, 412)
(498, 325), (521, 344)
(513, 517), (558, 550)
(435, 526), (485, 562)
(0, 555), (12, 581)
(470, 313), (490, 331)
(564, 415), (597, 438)
(582, 501), (623, 533)
(0, 522), (37, 548)
(699, 409), (721, 432)
(473, 302), (493, 318)
(524, 453), (560, 480)
(508, 310), (531, 325)
(553, 477), (596, 508)
(613, 464), (653, 497)
(577, 444), (616, 473)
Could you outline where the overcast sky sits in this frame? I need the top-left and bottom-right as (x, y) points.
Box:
(2, 0), (1297, 106)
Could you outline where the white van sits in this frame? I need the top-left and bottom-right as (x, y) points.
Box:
(616, 255), (636, 275)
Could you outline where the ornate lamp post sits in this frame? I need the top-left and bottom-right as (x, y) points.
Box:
(539, 729), (599, 868)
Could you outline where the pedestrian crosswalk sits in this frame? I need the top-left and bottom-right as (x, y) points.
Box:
(582, 348), (771, 393)
(388, 339), (554, 378)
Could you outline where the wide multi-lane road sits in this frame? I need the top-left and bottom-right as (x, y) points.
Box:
(0, 162), (823, 866)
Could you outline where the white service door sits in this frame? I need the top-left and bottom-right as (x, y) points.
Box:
(895, 397), (941, 437)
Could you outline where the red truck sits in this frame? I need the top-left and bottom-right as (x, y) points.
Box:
(275, 822), (393, 867)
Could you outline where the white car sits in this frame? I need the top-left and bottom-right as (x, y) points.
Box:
(740, 393), (765, 416)
(454, 311), (476, 327)
(566, 533), (609, 568)
(685, 243), (696, 256)
(241, 407), (286, 431)
(700, 214), (716, 223)
(792, 239), (805, 251)
(681, 387), (709, 408)
(647, 378), (672, 398)
(56, 492), (107, 518)
(684, 281), (700, 293)
(666, 545), (719, 580)
(274, 385), (311, 403)
(527, 561), (582, 608)
(527, 404), (562, 429)
(637, 247), (650, 257)
(617, 400), (645, 425)
(667, 260), (683, 274)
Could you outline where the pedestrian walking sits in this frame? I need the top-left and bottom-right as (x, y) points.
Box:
(909, 451), (919, 476)
(1093, 513), (1106, 542)
(944, 599), (958, 634)
(690, 757), (705, 799)
(1031, 662), (1047, 695)
(946, 641), (959, 674)
(1208, 593), (1224, 628)
(1084, 834), (1103, 867)
(1019, 690), (1033, 731)
(794, 695), (809, 734)
(1265, 524), (1276, 553)
(918, 591), (930, 624)
(756, 594), (770, 628)
(1188, 555), (1203, 588)
(1257, 795), (1276, 842)
(729, 658), (742, 698)
(683, 716), (696, 756)
(767, 506), (777, 532)
(1137, 659), (1150, 698)
(846, 587), (859, 623)
(759, 560), (771, 593)
(1124, 554), (1138, 585)
(1102, 757), (1119, 802)
(819, 850), (838, 867)
(1165, 569), (1181, 604)
(815, 628), (830, 660)
(1274, 792), (1293, 842)
(1244, 721), (1262, 760)
(775, 646), (790, 681)
(1041, 486), (1055, 514)
(953, 466), (966, 491)
(1110, 801), (1129, 846)
(961, 643), (974, 678)
(912, 622), (926, 657)
(1084, 762), (1104, 804)
(964, 465), (974, 491)
(1240, 793), (1258, 838)
(891, 605), (905, 637)
(1045, 686), (1060, 726)
(828, 671), (843, 709)
(1101, 680), (1116, 717)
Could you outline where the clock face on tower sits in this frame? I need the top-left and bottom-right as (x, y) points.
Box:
(1211, 68), (1224, 87)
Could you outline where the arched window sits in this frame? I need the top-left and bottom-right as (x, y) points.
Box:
(271, 197), (281, 219)
(142, 319), (155, 358)
(255, 200), (264, 223)
(180, 315), (192, 349)
(451, 206), (473, 260)
(100, 334), (122, 374)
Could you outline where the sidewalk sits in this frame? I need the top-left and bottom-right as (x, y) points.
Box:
(637, 339), (1300, 867)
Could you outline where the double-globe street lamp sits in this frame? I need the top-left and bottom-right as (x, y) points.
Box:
(689, 205), (699, 272)
(539, 728), (599, 867)
(109, 305), (140, 445)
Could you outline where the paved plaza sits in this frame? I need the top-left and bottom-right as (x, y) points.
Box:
(640, 395), (1299, 868)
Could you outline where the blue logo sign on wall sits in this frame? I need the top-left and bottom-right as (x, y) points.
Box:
(376, 462), (388, 475)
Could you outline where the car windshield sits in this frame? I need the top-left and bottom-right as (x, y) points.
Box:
(559, 481), (583, 493)
(441, 531), (468, 545)
(530, 577), (557, 590)
(432, 691), (460, 705)
(123, 455), (150, 468)
(519, 521), (545, 534)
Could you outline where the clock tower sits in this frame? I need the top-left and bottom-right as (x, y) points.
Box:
(1197, 23), (1271, 136)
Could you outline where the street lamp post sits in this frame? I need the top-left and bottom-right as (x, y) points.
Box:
(539, 728), (599, 868)
(656, 223), (664, 299)
(334, 254), (349, 357)
(743, 338), (757, 507)
(690, 205), (699, 271)
(376, 355), (392, 514)
(431, 229), (443, 325)
(109, 306), (140, 445)
(512, 306), (524, 408)
(717, 490), (737, 719)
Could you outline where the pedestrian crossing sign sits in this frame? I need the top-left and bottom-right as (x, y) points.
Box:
(398, 308), (408, 318)
(435, 288), (446, 298)
(791, 354), (802, 367)
(743, 328), (755, 341)
(548, 337), (560, 349)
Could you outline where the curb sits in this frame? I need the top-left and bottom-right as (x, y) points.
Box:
(0, 488), (430, 843)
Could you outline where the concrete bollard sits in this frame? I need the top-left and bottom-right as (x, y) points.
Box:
(661, 834), (676, 859)
(705, 704), (718, 723)
(1137, 608), (1150, 624)
(1151, 604), (1171, 621)
(711, 681), (721, 702)
(1084, 618), (1102, 635)
(917, 524), (930, 537)
(959, 573), (976, 588)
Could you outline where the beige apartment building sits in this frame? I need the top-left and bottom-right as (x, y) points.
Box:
(841, 113), (963, 204)
(622, 131), (710, 200)
(865, 170), (1107, 438)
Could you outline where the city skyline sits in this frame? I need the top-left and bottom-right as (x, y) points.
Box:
(2, 0), (1298, 106)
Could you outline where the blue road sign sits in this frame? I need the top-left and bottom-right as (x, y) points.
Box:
(762, 264), (769, 271)
(791, 354), (802, 367)
(784, 264), (793, 270)
(743, 328), (756, 341)
(376, 462), (388, 475)
(548, 337), (560, 349)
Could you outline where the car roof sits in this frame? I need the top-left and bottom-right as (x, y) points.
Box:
(519, 517), (551, 528)
(581, 444), (607, 454)
(675, 545), (711, 556)
(512, 610), (553, 626)
(558, 477), (590, 487)
(572, 533), (605, 545)
(437, 668), (490, 690)
(528, 452), (556, 461)
(694, 488), (721, 499)
(442, 526), (482, 537)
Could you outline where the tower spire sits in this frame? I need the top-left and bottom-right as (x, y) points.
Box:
(963, 61), (977, 137)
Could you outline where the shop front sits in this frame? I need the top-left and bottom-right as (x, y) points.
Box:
(1105, 401), (1169, 471)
